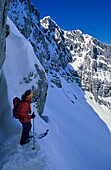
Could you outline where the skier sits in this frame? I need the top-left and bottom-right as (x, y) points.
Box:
(19, 90), (35, 146)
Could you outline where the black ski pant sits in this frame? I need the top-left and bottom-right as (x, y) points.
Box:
(20, 121), (32, 145)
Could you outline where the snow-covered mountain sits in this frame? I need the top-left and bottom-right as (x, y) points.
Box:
(8, 1), (111, 110)
(0, 0), (111, 169)
(40, 16), (111, 108)
(8, 0), (111, 130)
(40, 15), (111, 132)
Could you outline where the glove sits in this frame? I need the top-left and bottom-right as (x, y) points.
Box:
(31, 112), (35, 119)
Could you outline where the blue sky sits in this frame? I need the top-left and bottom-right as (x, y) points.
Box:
(31, 0), (111, 45)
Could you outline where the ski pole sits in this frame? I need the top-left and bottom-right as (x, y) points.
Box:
(32, 115), (35, 150)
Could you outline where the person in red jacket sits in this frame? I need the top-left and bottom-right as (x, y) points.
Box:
(19, 90), (35, 146)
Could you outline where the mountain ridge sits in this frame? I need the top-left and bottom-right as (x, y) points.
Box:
(40, 15), (111, 110)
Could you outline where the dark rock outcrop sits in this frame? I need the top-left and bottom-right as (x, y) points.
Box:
(0, 0), (11, 69)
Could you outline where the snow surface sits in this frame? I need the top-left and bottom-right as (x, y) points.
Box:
(39, 78), (111, 170)
(0, 18), (111, 170)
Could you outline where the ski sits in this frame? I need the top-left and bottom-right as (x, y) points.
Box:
(37, 129), (49, 139)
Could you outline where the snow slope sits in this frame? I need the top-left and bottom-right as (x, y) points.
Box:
(4, 17), (43, 105)
(39, 77), (111, 170)
(85, 92), (111, 132)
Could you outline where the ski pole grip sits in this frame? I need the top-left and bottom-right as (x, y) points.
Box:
(31, 112), (36, 119)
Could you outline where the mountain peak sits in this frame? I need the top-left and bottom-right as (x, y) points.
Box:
(41, 16), (60, 30)
(42, 16), (51, 20)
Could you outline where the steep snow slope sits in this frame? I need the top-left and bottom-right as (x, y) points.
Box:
(85, 91), (111, 132)
(4, 17), (40, 100)
(39, 76), (111, 170)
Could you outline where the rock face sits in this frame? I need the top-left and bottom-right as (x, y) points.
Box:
(0, 0), (11, 69)
(40, 17), (111, 109)
(8, 1), (111, 110)
(63, 31), (111, 108)
(0, 0), (11, 118)
(0, 0), (20, 137)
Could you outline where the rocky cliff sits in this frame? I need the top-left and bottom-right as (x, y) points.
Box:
(0, 0), (11, 69)
(63, 30), (111, 108)
(41, 17), (111, 109)
(8, 0), (111, 110)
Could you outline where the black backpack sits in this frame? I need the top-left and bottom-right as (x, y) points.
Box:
(13, 97), (21, 119)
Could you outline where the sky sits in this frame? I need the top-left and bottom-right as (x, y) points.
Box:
(31, 0), (111, 45)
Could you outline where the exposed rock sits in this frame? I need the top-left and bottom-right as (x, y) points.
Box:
(33, 64), (48, 116)
(0, 0), (11, 69)
(40, 16), (111, 109)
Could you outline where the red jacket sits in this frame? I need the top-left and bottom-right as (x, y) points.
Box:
(19, 98), (31, 123)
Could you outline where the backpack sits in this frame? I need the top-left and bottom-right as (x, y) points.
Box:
(13, 97), (21, 119)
